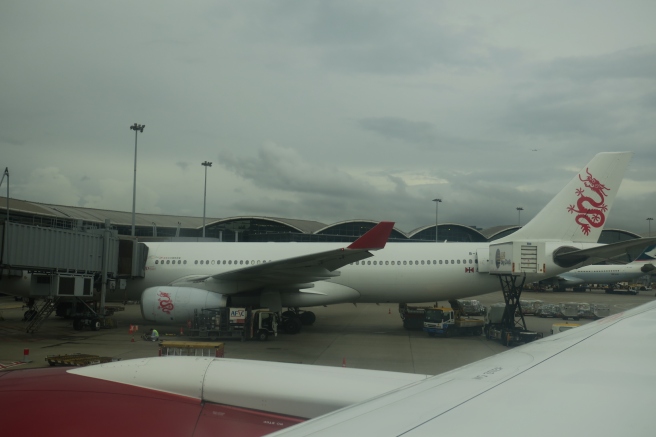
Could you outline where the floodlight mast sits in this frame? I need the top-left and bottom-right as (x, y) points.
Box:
(432, 198), (442, 242)
(516, 207), (524, 226)
(129, 123), (145, 237)
(202, 161), (212, 238)
(1, 167), (8, 224)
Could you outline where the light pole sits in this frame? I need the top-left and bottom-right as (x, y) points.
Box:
(432, 198), (442, 242)
(648, 217), (654, 237)
(129, 123), (145, 237)
(202, 161), (212, 238)
(516, 207), (524, 226)
(1, 167), (8, 223)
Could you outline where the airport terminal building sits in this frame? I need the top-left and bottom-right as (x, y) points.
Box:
(0, 197), (643, 245)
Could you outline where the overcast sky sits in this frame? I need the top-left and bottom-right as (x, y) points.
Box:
(2, 1), (655, 234)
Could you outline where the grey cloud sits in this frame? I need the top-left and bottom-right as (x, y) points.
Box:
(211, 1), (510, 74)
(218, 143), (371, 198)
(542, 46), (656, 82)
(358, 117), (437, 145)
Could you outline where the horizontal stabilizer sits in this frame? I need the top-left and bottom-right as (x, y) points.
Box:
(554, 237), (656, 267)
(347, 221), (395, 250)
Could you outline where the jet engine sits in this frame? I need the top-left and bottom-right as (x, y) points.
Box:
(141, 286), (227, 323)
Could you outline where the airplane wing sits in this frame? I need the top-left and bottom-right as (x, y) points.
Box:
(4, 299), (655, 436)
(271, 299), (656, 436)
(171, 221), (395, 291)
(554, 236), (656, 267)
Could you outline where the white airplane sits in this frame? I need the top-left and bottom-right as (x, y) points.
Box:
(546, 244), (656, 290)
(2, 297), (655, 436)
(130, 151), (656, 331)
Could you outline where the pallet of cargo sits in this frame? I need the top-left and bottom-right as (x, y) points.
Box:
(45, 353), (117, 367)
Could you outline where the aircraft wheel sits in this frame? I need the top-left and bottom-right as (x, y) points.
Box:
(299, 311), (316, 326)
(93, 320), (101, 331)
(256, 329), (269, 341)
(283, 317), (302, 335)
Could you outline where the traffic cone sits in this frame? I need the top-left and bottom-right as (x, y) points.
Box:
(342, 357), (346, 368)
(129, 325), (133, 334)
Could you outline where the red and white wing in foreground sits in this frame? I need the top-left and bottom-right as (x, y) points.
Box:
(0, 357), (426, 436)
(2, 299), (655, 437)
(272, 300), (656, 437)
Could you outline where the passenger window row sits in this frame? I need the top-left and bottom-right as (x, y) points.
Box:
(154, 260), (186, 265)
(155, 259), (271, 266)
(155, 258), (478, 267)
(354, 259), (476, 266)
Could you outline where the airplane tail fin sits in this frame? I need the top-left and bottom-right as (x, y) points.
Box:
(635, 245), (656, 262)
(501, 152), (633, 243)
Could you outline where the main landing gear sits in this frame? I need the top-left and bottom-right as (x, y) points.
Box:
(280, 308), (316, 334)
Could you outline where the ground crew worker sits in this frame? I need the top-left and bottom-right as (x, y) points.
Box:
(146, 328), (159, 341)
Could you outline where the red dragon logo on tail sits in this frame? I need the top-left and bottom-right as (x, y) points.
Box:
(566, 168), (610, 235)
(157, 291), (174, 315)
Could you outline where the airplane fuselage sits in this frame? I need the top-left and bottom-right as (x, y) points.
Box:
(557, 263), (652, 285)
(126, 240), (598, 307)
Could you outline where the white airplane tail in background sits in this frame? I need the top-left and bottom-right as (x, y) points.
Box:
(503, 152), (633, 243)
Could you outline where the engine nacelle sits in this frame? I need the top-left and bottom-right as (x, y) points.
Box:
(141, 286), (227, 323)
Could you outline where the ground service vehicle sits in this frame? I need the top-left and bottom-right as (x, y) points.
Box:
(189, 307), (278, 341)
(423, 300), (484, 337)
(484, 303), (542, 346)
(399, 304), (433, 330)
(605, 284), (639, 295)
(551, 323), (580, 335)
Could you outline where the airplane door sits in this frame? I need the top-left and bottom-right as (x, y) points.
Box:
(476, 248), (490, 273)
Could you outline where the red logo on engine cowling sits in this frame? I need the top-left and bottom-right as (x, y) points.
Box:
(157, 291), (174, 314)
(567, 168), (610, 236)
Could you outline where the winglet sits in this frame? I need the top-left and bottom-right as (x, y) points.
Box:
(347, 222), (395, 250)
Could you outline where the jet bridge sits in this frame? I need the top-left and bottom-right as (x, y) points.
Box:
(1, 221), (119, 273)
(0, 220), (128, 332)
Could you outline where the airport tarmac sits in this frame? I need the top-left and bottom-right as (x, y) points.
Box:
(1, 288), (654, 375)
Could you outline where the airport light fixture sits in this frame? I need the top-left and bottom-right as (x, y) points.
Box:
(1, 167), (8, 223)
(202, 161), (212, 238)
(433, 198), (442, 242)
(648, 217), (654, 237)
(516, 207), (524, 226)
(129, 123), (145, 237)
